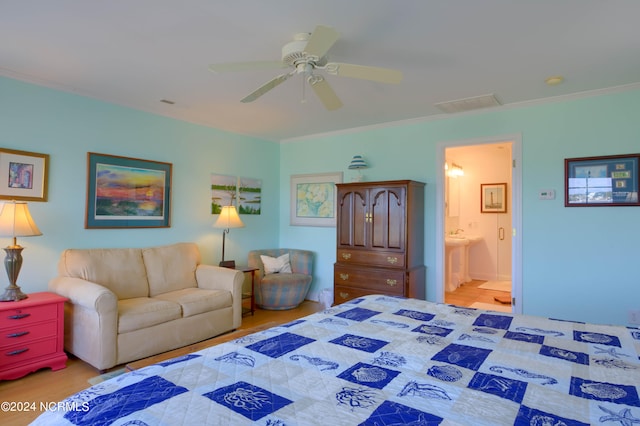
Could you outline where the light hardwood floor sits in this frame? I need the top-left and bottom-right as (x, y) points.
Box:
(445, 279), (512, 308)
(2, 285), (507, 425)
(1, 301), (325, 426)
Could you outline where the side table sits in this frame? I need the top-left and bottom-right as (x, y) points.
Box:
(233, 266), (258, 316)
(0, 291), (68, 380)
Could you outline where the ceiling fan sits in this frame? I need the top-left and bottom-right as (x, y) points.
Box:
(208, 25), (403, 111)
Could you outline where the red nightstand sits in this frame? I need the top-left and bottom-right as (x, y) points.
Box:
(0, 292), (68, 380)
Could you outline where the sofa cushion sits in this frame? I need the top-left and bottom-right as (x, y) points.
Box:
(58, 248), (149, 299)
(118, 297), (182, 334)
(154, 288), (232, 318)
(143, 242), (200, 297)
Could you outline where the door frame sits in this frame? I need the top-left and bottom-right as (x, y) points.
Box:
(434, 133), (523, 313)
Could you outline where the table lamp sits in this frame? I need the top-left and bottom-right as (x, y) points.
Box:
(0, 201), (42, 302)
(348, 155), (368, 181)
(213, 205), (244, 268)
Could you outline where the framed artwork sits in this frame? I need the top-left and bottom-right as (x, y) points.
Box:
(86, 152), (172, 228)
(211, 174), (238, 214)
(481, 182), (507, 213)
(565, 154), (640, 206)
(290, 172), (343, 227)
(238, 177), (262, 215)
(0, 148), (49, 201)
(211, 175), (262, 215)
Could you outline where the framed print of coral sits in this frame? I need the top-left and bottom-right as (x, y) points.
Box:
(86, 153), (172, 228)
(290, 172), (342, 227)
(0, 148), (49, 201)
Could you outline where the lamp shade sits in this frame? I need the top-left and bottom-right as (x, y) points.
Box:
(348, 155), (368, 170)
(0, 201), (42, 240)
(213, 205), (245, 230)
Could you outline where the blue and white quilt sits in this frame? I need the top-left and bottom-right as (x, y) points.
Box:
(32, 295), (640, 425)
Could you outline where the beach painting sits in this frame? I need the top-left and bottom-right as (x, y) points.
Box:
(86, 153), (172, 228)
(239, 177), (261, 215)
(211, 174), (261, 215)
(95, 164), (166, 218)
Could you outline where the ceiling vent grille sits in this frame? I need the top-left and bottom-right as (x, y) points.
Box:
(435, 93), (501, 113)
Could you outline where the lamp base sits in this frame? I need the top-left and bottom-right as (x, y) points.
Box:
(2, 246), (28, 301)
(219, 260), (236, 269)
(0, 285), (28, 302)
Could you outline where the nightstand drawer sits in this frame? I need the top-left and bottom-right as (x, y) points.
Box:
(0, 303), (59, 328)
(1, 320), (57, 348)
(1, 337), (58, 364)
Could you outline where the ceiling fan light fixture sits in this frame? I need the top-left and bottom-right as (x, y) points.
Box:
(307, 74), (323, 85)
(211, 24), (402, 111)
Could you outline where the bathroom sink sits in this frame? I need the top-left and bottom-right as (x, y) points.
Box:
(445, 237), (469, 246)
(447, 234), (466, 239)
(445, 235), (483, 292)
(465, 235), (482, 244)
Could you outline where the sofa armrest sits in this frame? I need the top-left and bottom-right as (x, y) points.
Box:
(48, 277), (119, 371)
(49, 276), (118, 314)
(196, 265), (244, 328)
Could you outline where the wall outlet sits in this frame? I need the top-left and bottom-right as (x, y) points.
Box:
(629, 309), (640, 326)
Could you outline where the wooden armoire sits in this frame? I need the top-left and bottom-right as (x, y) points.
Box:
(333, 180), (426, 304)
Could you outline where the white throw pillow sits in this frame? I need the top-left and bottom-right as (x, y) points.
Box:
(260, 253), (292, 274)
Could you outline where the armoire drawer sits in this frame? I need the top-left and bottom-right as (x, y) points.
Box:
(333, 285), (381, 304)
(336, 249), (405, 268)
(334, 265), (405, 295)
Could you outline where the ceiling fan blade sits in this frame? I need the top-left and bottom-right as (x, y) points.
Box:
(308, 75), (343, 111)
(209, 61), (286, 73)
(240, 73), (293, 103)
(304, 25), (340, 60)
(325, 62), (403, 84)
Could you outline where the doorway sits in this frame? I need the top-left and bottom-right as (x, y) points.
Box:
(435, 134), (522, 313)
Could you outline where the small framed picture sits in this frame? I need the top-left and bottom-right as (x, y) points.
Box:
(0, 148), (49, 201)
(481, 183), (507, 213)
(290, 172), (343, 227)
(565, 154), (639, 206)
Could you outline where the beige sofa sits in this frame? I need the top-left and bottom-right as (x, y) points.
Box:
(49, 242), (244, 371)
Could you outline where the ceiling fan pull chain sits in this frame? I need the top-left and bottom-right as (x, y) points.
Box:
(301, 74), (307, 104)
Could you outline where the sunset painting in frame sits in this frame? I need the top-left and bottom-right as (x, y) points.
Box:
(86, 153), (172, 228)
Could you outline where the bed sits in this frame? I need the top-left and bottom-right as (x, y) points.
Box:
(32, 295), (640, 425)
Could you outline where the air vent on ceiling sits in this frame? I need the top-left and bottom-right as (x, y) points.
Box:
(434, 93), (501, 114)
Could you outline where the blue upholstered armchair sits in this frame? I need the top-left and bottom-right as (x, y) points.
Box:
(248, 249), (313, 310)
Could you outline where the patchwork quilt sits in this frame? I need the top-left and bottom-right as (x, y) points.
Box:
(32, 295), (640, 425)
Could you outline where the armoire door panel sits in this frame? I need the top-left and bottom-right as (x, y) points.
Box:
(338, 189), (368, 248)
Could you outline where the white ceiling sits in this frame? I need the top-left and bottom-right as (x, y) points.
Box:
(2, 0), (640, 142)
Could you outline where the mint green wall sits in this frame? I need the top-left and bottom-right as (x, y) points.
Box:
(0, 76), (280, 295)
(279, 89), (640, 326)
(4, 76), (639, 326)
